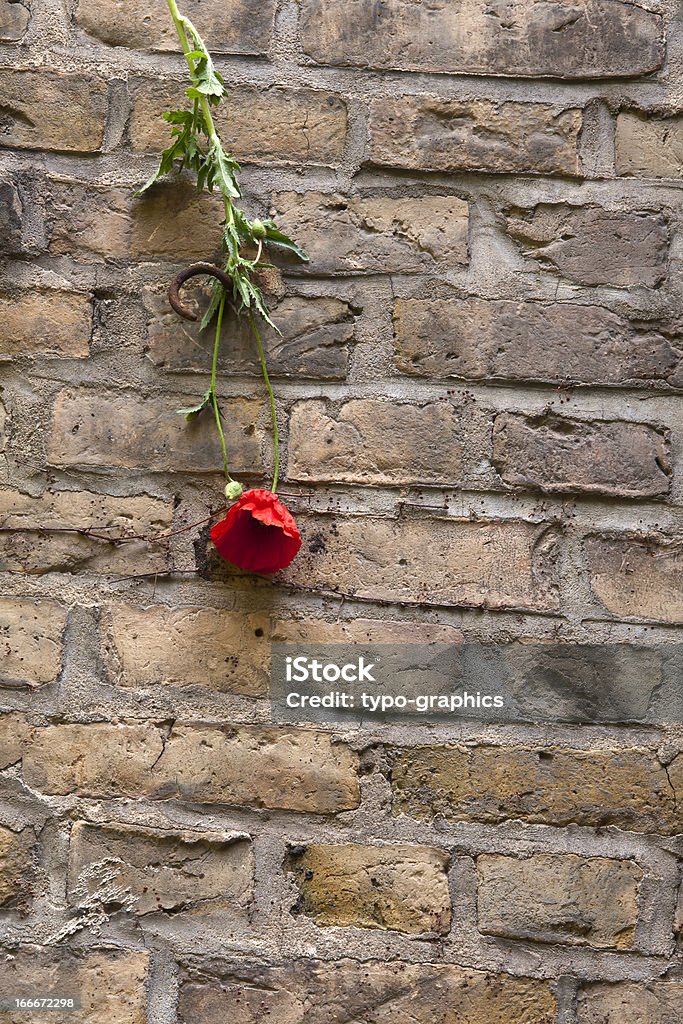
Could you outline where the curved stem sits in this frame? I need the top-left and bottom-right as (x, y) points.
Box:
(249, 311), (279, 493)
(165, 0), (222, 148)
(211, 292), (231, 481)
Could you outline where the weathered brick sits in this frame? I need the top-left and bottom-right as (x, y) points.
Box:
(299, 0), (663, 80)
(274, 514), (560, 612)
(616, 112), (683, 178)
(477, 853), (642, 949)
(273, 617), (462, 645)
(143, 286), (354, 380)
(178, 960), (557, 1023)
(493, 411), (671, 498)
(23, 723), (360, 813)
(285, 842), (451, 934)
(68, 821), (253, 915)
(0, 946), (149, 1024)
(0, 825), (36, 908)
(0, 487), (171, 576)
(48, 180), (224, 262)
(391, 744), (679, 833)
(585, 535), (683, 624)
(577, 982), (683, 1024)
(288, 399), (462, 485)
(0, 70), (107, 153)
(0, 712), (32, 769)
(394, 297), (683, 389)
(47, 388), (262, 474)
(272, 192), (469, 274)
(130, 80), (347, 166)
(75, 0), (275, 55)
(0, 179), (23, 257)
(106, 603), (269, 696)
(0, 598), (67, 688)
(0, 0), (29, 41)
(369, 97), (583, 176)
(0, 290), (92, 358)
(504, 204), (669, 288)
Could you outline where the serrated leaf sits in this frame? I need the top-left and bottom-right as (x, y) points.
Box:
(261, 221), (309, 261)
(199, 281), (224, 331)
(211, 142), (240, 199)
(176, 388), (212, 421)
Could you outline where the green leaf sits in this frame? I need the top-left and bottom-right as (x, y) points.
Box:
(211, 142), (240, 199)
(176, 388), (212, 421)
(261, 220), (309, 261)
(199, 282), (224, 331)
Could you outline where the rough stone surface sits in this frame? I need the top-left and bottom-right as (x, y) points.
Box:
(476, 853), (642, 949)
(285, 843), (451, 934)
(178, 960), (557, 1023)
(0, 70), (107, 152)
(492, 411), (671, 498)
(0, 825), (36, 908)
(577, 982), (683, 1024)
(144, 287), (354, 380)
(299, 0), (664, 79)
(75, 0), (275, 54)
(0, 0), (29, 41)
(130, 81), (347, 166)
(503, 204), (669, 288)
(585, 535), (683, 624)
(272, 192), (469, 274)
(0, 180), (23, 256)
(391, 745), (679, 834)
(0, 946), (149, 1024)
(368, 97), (583, 176)
(393, 297), (683, 389)
(23, 723), (360, 812)
(287, 399), (463, 485)
(0, 598), (67, 688)
(273, 514), (560, 612)
(106, 603), (269, 695)
(0, 487), (171, 575)
(616, 113), (683, 178)
(48, 388), (262, 474)
(68, 821), (254, 916)
(0, 290), (92, 358)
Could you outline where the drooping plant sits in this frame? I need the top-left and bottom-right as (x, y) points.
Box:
(136, 0), (308, 573)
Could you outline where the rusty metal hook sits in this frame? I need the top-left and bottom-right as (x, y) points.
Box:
(167, 262), (233, 322)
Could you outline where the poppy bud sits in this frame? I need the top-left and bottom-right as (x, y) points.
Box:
(225, 480), (244, 501)
(251, 218), (267, 239)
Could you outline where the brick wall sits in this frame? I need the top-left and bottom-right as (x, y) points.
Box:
(1, 0), (682, 1021)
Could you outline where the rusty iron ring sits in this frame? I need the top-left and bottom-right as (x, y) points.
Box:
(167, 262), (234, 322)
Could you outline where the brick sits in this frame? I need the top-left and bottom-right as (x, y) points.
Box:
(391, 744), (679, 833)
(68, 821), (253, 915)
(0, 0), (29, 41)
(272, 192), (469, 274)
(0, 290), (91, 358)
(493, 411), (671, 498)
(288, 399), (462, 485)
(273, 617), (462, 645)
(285, 842), (451, 934)
(47, 388), (262, 474)
(0, 179), (23, 257)
(273, 514), (560, 612)
(75, 0), (275, 55)
(0, 598), (67, 688)
(0, 487), (171, 576)
(477, 853), (642, 950)
(369, 97), (583, 176)
(0, 712), (32, 769)
(0, 825), (36, 908)
(616, 113), (683, 178)
(504, 204), (669, 288)
(394, 297), (683, 389)
(577, 982), (683, 1024)
(143, 286), (354, 380)
(299, 0), (663, 80)
(178, 960), (557, 1023)
(130, 80), (347, 166)
(0, 70), (107, 153)
(106, 603), (269, 696)
(23, 723), (360, 813)
(0, 945), (149, 1024)
(585, 535), (683, 624)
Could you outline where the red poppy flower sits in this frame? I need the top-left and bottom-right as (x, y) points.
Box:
(210, 489), (301, 574)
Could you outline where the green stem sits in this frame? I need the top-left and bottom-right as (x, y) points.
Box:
(165, 0), (222, 149)
(211, 292), (231, 481)
(249, 312), (279, 493)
